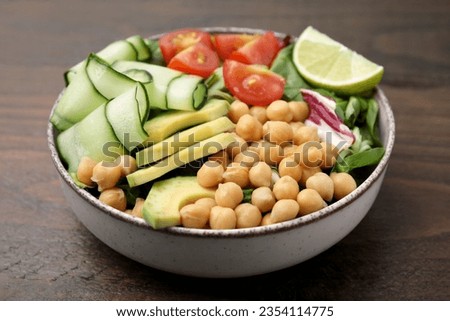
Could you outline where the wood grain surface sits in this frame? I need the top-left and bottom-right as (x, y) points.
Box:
(1, 0), (449, 300)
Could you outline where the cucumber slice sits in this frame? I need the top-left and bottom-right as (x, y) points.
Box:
(127, 132), (236, 187)
(105, 84), (149, 151)
(136, 116), (235, 166)
(64, 70), (77, 85)
(205, 67), (224, 91)
(143, 99), (230, 143)
(135, 82), (150, 123)
(112, 61), (207, 111)
(65, 40), (137, 85)
(145, 38), (165, 66)
(86, 54), (137, 99)
(126, 35), (151, 61)
(166, 74), (207, 111)
(112, 61), (182, 110)
(57, 103), (126, 182)
(122, 69), (152, 84)
(51, 67), (107, 131)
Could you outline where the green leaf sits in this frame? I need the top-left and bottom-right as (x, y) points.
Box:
(334, 100), (347, 122)
(242, 188), (254, 203)
(356, 97), (369, 123)
(366, 99), (382, 146)
(270, 44), (310, 101)
(344, 96), (361, 127)
(117, 183), (140, 207)
(335, 147), (385, 173)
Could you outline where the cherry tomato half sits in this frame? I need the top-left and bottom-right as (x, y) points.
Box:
(223, 60), (286, 106)
(159, 28), (214, 64)
(213, 33), (260, 60)
(168, 42), (220, 78)
(228, 31), (280, 67)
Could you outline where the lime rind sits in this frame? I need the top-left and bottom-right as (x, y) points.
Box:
(293, 26), (384, 95)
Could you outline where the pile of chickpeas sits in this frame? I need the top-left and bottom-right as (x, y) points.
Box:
(180, 99), (357, 229)
(76, 98), (358, 230)
(76, 154), (145, 217)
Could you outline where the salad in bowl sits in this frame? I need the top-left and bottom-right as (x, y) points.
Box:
(48, 26), (394, 277)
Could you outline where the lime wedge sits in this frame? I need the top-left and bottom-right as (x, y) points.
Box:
(293, 26), (384, 95)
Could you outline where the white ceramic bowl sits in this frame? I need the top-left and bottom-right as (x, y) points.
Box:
(47, 28), (395, 278)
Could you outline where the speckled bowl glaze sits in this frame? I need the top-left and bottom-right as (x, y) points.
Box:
(47, 28), (395, 278)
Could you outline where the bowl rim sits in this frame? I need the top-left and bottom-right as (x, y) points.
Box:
(47, 27), (395, 239)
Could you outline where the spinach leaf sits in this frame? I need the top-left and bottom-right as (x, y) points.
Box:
(366, 98), (382, 146)
(270, 44), (310, 101)
(242, 188), (254, 203)
(344, 96), (360, 127)
(334, 147), (385, 173)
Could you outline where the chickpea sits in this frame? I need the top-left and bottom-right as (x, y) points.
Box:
(91, 161), (122, 192)
(130, 197), (145, 218)
(290, 121), (305, 132)
(235, 203), (262, 228)
(226, 133), (248, 160)
(99, 187), (127, 211)
(278, 157), (302, 182)
(260, 213), (273, 226)
(292, 126), (320, 146)
(235, 114), (263, 142)
(271, 199), (300, 223)
(215, 182), (243, 209)
(306, 172), (334, 202)
(251, 187), (276, 213)
(297, 188), (326, 216)
(180, 203), (210, 228)
(223, 162), (250, 188)
(262, 121), (293, 146)
(248, 161), (272, 187)
(273, 175), (300, 200)
(330, 172), (357, 200)
(210, 206), (237, 229)
(208, 150), (230, 169)
(197, 160), (224, 188)
(77, 156), (97, 186)
(266, 100), (293, 122)
(115, 155), (137, 177)
(195, 197), (217, 212)
(288, 101), (309, 122)
(233, 147), (260, 167)
(320, 141), (339, 169)
(228, 100), (250, 123)
(299, 166), (322, 187)
(282, 144), (297, 158)
(249, 106), (268, 124)
(294, 142), (323, 168)
(256, 141), (284, 165)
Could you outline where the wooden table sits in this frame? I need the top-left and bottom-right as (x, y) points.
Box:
(1, 0), (449, 300)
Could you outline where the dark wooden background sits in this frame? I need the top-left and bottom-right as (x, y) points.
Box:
(1, 0), (449, 300)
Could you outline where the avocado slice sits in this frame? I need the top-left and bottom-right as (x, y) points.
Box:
(143, 99), (230, 144)
(127, 132), (235, 187)
(143, 176), (215, 229)
(136, 116), (235, 166)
